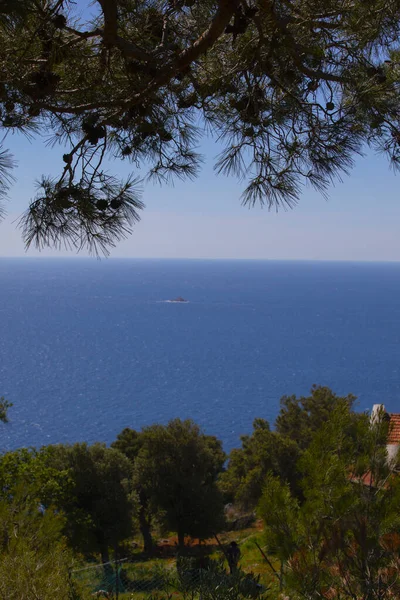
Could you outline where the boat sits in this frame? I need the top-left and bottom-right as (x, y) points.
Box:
(170, 296), (188, 303)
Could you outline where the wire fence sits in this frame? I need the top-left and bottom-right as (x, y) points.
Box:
(71, 557), (268, 600)
(72, 559), (172, 599)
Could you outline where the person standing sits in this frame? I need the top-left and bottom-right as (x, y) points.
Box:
(227, 541), (241, 574)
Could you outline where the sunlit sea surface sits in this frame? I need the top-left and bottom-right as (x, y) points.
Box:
(1, 258), (399, 452)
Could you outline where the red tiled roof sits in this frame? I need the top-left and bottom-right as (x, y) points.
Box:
(388, 414), (400, 444)
(349, 471), (374, 486)
(349, 471), (392, 489)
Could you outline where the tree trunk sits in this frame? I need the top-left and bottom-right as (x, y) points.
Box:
(101, 545), (110, 565)
(178, 529), (185, 550)
(100, 545), (114, 577)
(139, 504), (153, 554)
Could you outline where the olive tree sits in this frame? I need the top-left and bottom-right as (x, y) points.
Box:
(134, 419), (226, 549)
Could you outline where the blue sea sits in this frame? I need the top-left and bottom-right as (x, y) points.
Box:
(0, 258), (399, 453)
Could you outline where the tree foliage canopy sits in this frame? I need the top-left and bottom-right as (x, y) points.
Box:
(258, 404), (400, 600)
(46, 442), (135, 562)
(221, 386), (361, 508)
(219, 418), (300, 509)
(134, 418), (226, 546)
(0, 396), (12, 423)
(111, 427), (154, 553)
(275, 385), (357, 449)
(0, 443), (136, 562)
(2, 0), (400, 253)
(0, 485), (75, 600)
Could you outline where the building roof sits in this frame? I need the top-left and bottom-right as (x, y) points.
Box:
(388, 413), (400, 444)
(349, 471), (375, 487)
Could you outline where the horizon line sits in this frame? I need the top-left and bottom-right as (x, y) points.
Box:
(1, 255), (400, 264)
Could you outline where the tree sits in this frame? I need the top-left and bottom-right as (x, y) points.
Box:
(221, 387), (358, 509)
(0, 446), (73, 509)
(258, 403), (400, 600)
(0, 451), (82, 600)
(134, 418), (226, 549)
(45, 442), (135, 564)
(219, 418), (300, 509)
(275, 385), (357, 450)
(2, 1), (400, 253)
(111, 427), (154, 553)
(0, 396), (12, 423)
(0, 484), (78, 600)
(112, 427), (142, 462)
(0, 443), (135, 563)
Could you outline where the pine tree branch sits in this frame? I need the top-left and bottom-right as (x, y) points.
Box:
(175, 0), (239, 72)
(96, 0), (118, 47)
(96, 0), (156, 62)
(40, 0), (239, 117)
(132, 0), (239, 101)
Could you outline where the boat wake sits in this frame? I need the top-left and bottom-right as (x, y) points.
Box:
(158, 299), (189, 304)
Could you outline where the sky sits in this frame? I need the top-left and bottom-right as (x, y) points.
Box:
(1, 124), (400, 261)
(1, 0), (399, 262)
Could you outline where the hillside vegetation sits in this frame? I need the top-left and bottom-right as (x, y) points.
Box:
(0, 387), (399, 600)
